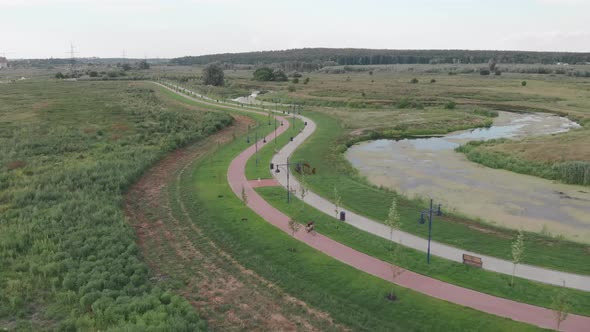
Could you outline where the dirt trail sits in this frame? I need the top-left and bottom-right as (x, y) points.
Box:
(124, 114), (342, 331)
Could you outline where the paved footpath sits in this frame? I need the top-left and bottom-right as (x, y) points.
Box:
(159, 82), (589, 331)
(271, 113), (590, 293)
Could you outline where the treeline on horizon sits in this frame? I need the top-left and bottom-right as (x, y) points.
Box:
(171, 48), (590, 69)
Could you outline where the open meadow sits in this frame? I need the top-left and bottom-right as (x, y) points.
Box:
(0, 79), (232, 330)
(1, 61), (589, 331)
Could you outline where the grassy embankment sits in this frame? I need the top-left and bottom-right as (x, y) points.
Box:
(0, 80), (234, 330)
(172, 109), (541, 331)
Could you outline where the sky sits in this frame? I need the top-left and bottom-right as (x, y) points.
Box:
(1, 0), (589, 59)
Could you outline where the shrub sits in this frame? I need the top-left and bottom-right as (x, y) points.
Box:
(89, 71), (98, 77)
(303, 77), (310, 84)
(430, 79), (436, 83)
(480, 69), (491, 75)
(287, 85), (296, 92)
(444, 101), (456, 109)
(272, 69), (288, 82)
(410, 78), (419, 84)
(521, 81), (527, 86)
(292, 78), (299, 84)
(55, 72), (65, 79)
(253, 67), (288, 82)
(495, 70), (501, 76)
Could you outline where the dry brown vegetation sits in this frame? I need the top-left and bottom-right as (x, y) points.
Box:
(482, 130), (590, 163)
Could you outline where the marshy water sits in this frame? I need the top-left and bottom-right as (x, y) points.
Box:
(346, 112), (590, 242)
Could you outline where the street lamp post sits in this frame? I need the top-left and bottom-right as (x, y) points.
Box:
(274, 116), (277, 144)
(255, 128), (258, 166)
(418, 199), (442, 264)
(272, 158), (302, 204)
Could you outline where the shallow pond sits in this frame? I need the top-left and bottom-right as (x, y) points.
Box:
(346, 112), (590, 242)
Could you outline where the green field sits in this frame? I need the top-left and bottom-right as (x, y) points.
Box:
(3, 63), (589, 331)
(0, 80), (232, 330)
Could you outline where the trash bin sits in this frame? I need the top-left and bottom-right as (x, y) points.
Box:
(290, 137), (294, 141)
(270, 163), (274, 170)
(339, 211), (346, 221)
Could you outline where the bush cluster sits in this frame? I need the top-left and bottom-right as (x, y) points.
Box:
(253, 67), (288, 82)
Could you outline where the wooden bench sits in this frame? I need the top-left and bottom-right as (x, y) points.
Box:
(462, 254), (483, 268)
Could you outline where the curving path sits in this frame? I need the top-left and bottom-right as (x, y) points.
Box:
(271, 114), (590, 292)
(159, 82), (589, 331)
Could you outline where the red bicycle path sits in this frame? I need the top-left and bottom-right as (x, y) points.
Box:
(226, 113), (589, 331)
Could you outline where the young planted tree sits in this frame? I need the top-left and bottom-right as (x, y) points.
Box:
(384, 197), (404, 300)
(241, 185), (248, 205)
(510, 228), (525, 287)
(299, 174), (309, 210)
(287, 217), (301, 252)
(333, 187), (342, 218)
(553, 281), (570, 330)
(288, 217), (301, 237)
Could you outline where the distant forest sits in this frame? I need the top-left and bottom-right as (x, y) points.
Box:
(171, 48), (590, 70)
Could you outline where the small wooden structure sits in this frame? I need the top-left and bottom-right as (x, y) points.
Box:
(462, 254), (483, 268)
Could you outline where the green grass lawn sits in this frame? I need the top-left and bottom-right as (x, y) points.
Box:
(291, 111), (590, 275)
(256, 185), (590, 316)
(174, 115), (542, 331)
